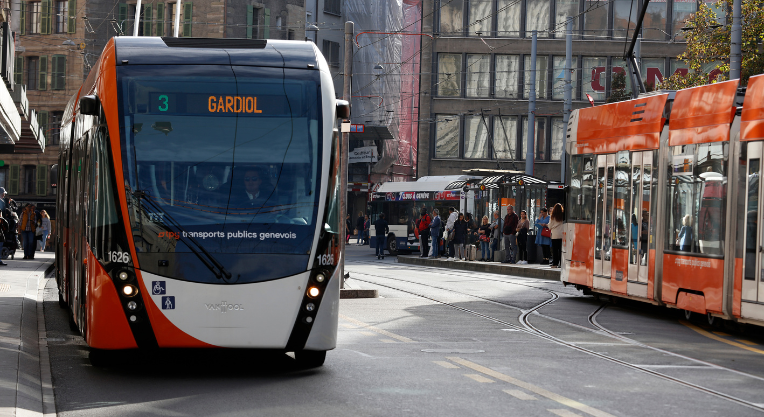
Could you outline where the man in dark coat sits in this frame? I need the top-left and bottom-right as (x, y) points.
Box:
(502, 205), (519, 263)
(374, 213), (389, 260)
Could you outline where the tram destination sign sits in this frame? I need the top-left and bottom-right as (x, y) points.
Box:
(146, 93), (293, 116)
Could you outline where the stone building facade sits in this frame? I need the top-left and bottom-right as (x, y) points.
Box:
(1, 0), (86, 215)
(416, 0), (711, 181)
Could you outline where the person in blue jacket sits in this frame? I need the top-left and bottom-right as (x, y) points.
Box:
(429, 209), (442, 258)
(535, 207), (552, 265)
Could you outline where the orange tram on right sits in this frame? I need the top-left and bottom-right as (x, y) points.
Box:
(562, 74), (764, 327)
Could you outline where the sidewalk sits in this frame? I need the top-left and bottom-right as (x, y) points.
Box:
(397, 254), (561, 280)
(0, 252), (56, 417)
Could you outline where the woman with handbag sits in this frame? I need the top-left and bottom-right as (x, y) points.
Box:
(535, 207), (552, 265)
(516, 210), (529, 264)
(548, 204), (564, 268)
(478, 215), (492, 261)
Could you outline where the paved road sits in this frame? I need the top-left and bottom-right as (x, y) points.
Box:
(43, 245), (764, 416)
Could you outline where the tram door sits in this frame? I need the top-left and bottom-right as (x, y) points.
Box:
(593, 154), (615, 290)
(627, 152), (653, 285)
(742, 142), (764, 309)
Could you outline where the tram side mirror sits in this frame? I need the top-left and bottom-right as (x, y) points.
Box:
(336, 100), (350, 119)
(79, 95), (100, 116)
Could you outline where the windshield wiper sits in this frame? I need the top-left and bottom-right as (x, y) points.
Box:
(132, 191), (233, 281)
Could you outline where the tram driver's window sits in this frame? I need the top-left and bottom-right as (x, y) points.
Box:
(568, 154), (594, 222)
(665, 143), (728, 255)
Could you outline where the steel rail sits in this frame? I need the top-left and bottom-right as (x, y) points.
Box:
(348, 268), (764, 413)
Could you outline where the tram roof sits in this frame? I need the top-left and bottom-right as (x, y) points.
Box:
(113, 37), (319, 69)
(376, 175), (481, 193)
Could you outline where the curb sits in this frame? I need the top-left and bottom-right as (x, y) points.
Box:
(397, 256), (561, 280)
(15, 258), (56, 417)
(340, 289), (379, 299)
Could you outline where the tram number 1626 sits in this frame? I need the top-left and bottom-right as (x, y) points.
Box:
(108, 251), (131, 264)
(317, 254), (335, 266)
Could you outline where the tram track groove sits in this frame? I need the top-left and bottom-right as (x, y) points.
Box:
(347, 267), (764, 413)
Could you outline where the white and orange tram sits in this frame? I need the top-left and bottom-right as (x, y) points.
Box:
(55, 37), (348, 366)
(562, 74), (764, 326)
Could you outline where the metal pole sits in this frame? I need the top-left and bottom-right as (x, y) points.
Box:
(173, 0), (182, 37)
(730, 0), (742, 80)
(132, 0), (142, 36)
(340, 21), (353, 289)
(562, 19), (572, 184)
(525, 30), (537, 176)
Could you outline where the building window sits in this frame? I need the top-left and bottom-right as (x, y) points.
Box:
(522, 117), (548, 161)
(322, 40), (340, 67)
(494, 55), (519, 98)
(497, 0), (521, 37)
(14, 56), (23, 86)
(493, 116), (519, 160)
(552, 56), (578, 100)
(51, 55), (66, 90)
(555, 0), (579, 34)
(24, 165), (36, 195)
(523, 55), (548, 99)
(324, 0), (341, 15)
(28, 1), (42, 34)
(611, 58), (633, 96)
(582, 56), (607, 101)
(434, 115), (460, 158)
(54, 0), (68, 33)
(670, 58), (689, 78)
(469, 0), (492, 36)
(583, 0), (608, 39)
(49, 111), (63, 145)
(26, 57), (39, 91)
(643, 0), (668, 40)
(613, 0), (638, 39)
(526, 0), (550, 38)
(37, 111), (48, 144)
(703, 0), (726, 25)
(641, 58), (665, 90)
(464, 115), (489, 159)
(437, 53), (462, 97)
(465, 54), (490, 97)
(247, 6), (260, 39)
(672, 0), (697, 41)
(439, 0), (463, 35)
(551, 117), (565, 161)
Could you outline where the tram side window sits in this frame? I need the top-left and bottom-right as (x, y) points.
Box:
(665, 142), (728, 255)
(89, 127), (120, 260)
(568, 155), (594, 222)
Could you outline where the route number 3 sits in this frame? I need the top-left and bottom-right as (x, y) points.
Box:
(317, 254), (334, 266)
(158, 95), (169, 112)
(108, 251), (131, 264)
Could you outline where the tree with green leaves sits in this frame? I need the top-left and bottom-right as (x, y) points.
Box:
(660, 0), (764, 89)
(607, 72), (631, 103)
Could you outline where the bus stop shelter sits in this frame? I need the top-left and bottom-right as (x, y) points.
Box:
(445, 171), (565, 263)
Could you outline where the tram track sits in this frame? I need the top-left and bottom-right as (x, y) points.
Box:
(346, 263), (764, 413)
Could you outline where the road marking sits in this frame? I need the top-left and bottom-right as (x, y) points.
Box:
(340, 323), (357, 329)
(360, 331), (376, 336)
(634, 365), (715, 369)
(339, 314), (414, 343)
(680, 320), (764, 355)
(447, 357), (616, 417)
(736, 339), (758, 346)
(464, 373), (494, 383)
(380, 339), (397, 343)
(433, 361), (460, 369)
(549, 409), (584, 417)
(713, 331), (731, 337)
(504, 389), (537, 400)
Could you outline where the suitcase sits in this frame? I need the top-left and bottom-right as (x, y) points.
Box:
(494, 249), (505, 262)
(470, 245), (477, 261)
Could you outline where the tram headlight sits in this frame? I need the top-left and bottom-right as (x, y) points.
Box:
(127, 301), (137, 310)
(315, 274), (325, 283)
(118, 271), (129, 281)
(306, 303), (315, 312)
(122, 285), (138, 297)
(308, 287), (320, 298)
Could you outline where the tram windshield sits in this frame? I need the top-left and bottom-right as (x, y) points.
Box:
(118, 65), (322, 256)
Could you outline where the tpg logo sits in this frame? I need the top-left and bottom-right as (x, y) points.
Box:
(204, 301), (245, 313)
